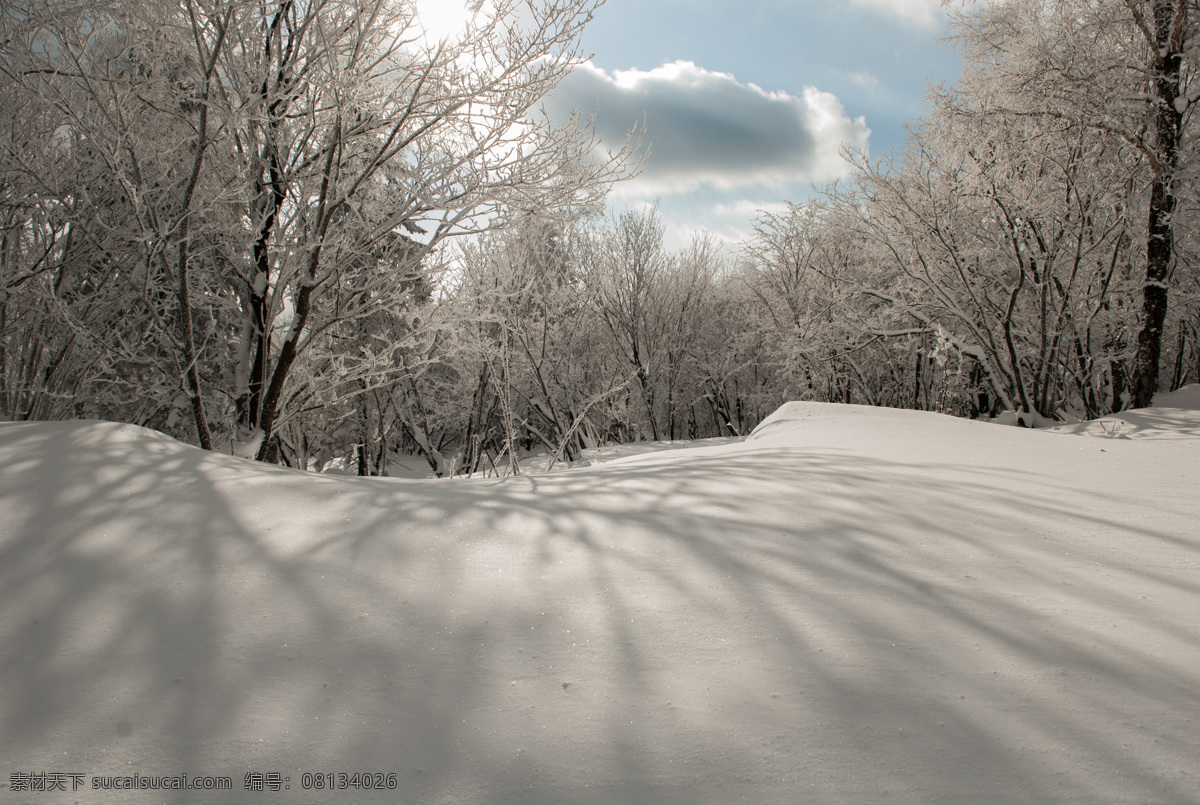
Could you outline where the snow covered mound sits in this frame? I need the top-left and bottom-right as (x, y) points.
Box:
(1, 403), (1198, 804)
(752, 385), (1200, 447)
(1052, 383), (1200, 439)
(748, 399), (990, 447)
(744, 399), (1047, 468)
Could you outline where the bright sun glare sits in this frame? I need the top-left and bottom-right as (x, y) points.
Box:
(412, 0), (477, 43)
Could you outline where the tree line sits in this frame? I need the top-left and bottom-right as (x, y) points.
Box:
(774, 0), (1200, 427)
(2, 0), (1196, 475)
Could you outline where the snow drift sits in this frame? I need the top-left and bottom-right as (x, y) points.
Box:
(1, 392), (1198, 803)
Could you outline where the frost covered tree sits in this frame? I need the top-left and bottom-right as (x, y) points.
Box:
(214, 0), (629, 461)
(843, 103), (1141, 423)
(946, 0), (1199, 408)
(0, 0), (241, 439)
(0, 0), (630, 458)
(580, 207), (720, 441)
(454, 210), (620, 467)
(740, 203), (870, 406)
(738, 0), (1196, 425)
(583, 207), (672, 439)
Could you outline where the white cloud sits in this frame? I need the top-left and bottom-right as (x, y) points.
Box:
(710, 200), (791, 220)
(848, 70), (883, 91)
(545, 61), (870, 198)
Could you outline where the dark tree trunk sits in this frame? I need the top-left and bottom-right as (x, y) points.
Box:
(912, 344), (922, 410)
(255, 281), (313, 460)
(1130, 0), (1187, 409)
(255, 118), (341, 462)
(1169, 322), (1186, 391)
(239, 0), (298, 431)
(243, 176), (280, 429)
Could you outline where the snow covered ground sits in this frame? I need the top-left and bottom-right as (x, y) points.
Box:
(373, 436), (747, 479)
(1, 391), (1198, 804)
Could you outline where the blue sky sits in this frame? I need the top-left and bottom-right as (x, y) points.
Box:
(415, 0), (969, 248)
(545, 0), (968, 247)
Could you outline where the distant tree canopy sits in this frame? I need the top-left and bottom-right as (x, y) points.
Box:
(2, 0), (1196, 475)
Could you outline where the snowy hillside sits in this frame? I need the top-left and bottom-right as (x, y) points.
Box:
(1, 392), (1198, 804)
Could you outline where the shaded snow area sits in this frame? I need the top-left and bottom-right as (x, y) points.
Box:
(374, 437), (747, 479)
(2, 392), (1199, 804)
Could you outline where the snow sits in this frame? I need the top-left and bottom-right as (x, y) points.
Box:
(1051, 385), (1200, 440)
(1, 390), (1198, 803)
(380, 438), (745, 479)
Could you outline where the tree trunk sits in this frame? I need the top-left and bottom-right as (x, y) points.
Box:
(255, 120), (340, 461)
(1169, 321), (1186, 391)
(1130, 0), (1186, 409)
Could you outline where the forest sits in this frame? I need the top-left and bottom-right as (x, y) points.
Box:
(2, 0), (1198, 476)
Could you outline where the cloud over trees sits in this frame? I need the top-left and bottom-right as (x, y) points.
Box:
(546, 60), (870, 196)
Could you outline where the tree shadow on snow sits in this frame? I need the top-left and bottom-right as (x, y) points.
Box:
(0, 421), (1198, 804)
